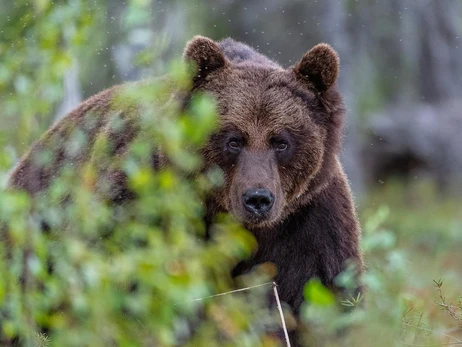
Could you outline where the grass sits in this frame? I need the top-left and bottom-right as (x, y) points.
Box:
(354, 179), (462, 346)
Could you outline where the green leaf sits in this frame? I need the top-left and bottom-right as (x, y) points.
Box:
(304, 279), (335, 306)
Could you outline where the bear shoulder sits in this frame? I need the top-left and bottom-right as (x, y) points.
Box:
(7, 82), (140, 195)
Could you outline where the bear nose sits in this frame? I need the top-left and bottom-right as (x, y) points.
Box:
(242, 189), (274, 215)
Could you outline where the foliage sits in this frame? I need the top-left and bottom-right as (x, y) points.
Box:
(1, 2), (461, 347)
(0, 49), (286, 347)
(0, 2), (284, 346)
(299, 183), (462, 346)
(0, 1), (98, 155)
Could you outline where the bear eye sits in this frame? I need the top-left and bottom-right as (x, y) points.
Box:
(228, 139), (242, 152)
(271, 138), (289, 152)
(277, 142), (288, 151)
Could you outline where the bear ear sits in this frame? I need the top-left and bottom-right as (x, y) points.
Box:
(294, 43), (340, 92)
(183, 35), (227, 83)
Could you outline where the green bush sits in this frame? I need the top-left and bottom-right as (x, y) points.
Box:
(300, 198), (462, 346)
(2, 2), (461, 346)
(0, 2), (288, 345)
(0, 57), (292, 345)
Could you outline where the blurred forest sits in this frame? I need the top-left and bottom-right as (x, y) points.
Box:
(1, 0), (462, 346)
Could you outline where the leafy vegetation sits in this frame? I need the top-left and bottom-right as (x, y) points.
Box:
(1, 2), (461, 346)
(301, 183), (462, 346)
(0, 58), (286, 347)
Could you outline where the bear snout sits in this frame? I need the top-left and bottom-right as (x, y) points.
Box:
(242, 188), (275, 216)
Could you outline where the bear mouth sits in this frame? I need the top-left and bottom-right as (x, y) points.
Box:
(237, 208), (283, 228)
(242, 210), (271, 223)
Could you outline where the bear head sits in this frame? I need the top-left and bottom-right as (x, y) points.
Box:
(184, 36), (344, 230)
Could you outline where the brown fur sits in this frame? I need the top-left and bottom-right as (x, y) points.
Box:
(182, 38), (363, 321)
(8, 84), (144, 203)
(8, 36), (364, 325)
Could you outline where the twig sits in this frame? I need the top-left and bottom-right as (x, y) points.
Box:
(434, 280), (462, 323)
(176, 281), (292, 347)
(188, 281), (274, 302)
(273, 282), (291, 347)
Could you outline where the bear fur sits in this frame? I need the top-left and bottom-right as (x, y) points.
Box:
(8, 36), (363, 317)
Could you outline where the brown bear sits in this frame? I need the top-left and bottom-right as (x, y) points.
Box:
(8, 36), (363, 321)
